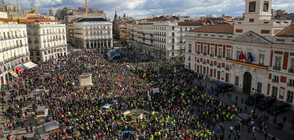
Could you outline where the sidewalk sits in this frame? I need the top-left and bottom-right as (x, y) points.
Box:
(0, 90), (35, 139)
(194, 78), (294, 134)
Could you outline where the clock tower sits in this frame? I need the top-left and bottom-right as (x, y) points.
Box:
(234, 0), (291, 37)
(244, 0), (272, 21)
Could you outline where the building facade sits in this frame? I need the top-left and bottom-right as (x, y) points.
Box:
(73, 18), (113, 52)
(55, 7), (106, 24)
(131, 16), (203, 60)
(0, 0), (39, 20)
(0, 0), (21, 12)
(185, 0), (294, 106)
(20, 18), (67, 63)
(0, 17), (30, 87)
(112, 12), (135, 41)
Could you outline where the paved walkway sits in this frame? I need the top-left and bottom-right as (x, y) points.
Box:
(193, 78), (294, 140)
(0, 90), (35, 139)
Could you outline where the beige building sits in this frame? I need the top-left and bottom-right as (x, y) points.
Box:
(0, 0), (21, 12)
(0, 0), (39, 20)
(7, 8), (39, 20)
(55, 8), (106, 24)
(0, 17), (30, 87)
(185, 0), (294, 106)
(19, 18), (67, 63)
(73, 18), (113, 52)
(0, 11), (7, 18)
(131, 16), (203, 60)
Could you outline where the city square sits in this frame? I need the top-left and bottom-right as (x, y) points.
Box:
(0, 0), (294, 140)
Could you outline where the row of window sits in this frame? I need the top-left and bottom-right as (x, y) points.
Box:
(28, 35), (66, 43)
(85, 31), (111, 35)
(28, 28), (65, 35)
(84, 26), (111, 30)
(189, 44), (268, 66)
(272, 86), (294, 103)
(190, 43), (294, 71)
(195, 64), (230, 82)
(273, 56), (294, 72)
(141, 25), (193, 32)
(271, 75), (294, 87)
(0, 39), (26, 49)
(0, 30), (26, 40)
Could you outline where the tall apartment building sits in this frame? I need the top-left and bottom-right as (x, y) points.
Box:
(131, 16), (203, 60)
(185, 0), (294, 106)
(19, 17), (67, 63)
(73, 18), (113, 52)
(0, 12), (30, 87)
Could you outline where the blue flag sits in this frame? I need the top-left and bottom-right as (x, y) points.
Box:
(248, 54), (254, 63)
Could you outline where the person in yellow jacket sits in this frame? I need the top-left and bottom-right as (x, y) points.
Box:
(150, 134), (154, 140)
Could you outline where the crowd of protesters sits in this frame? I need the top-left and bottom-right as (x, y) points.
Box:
(0, 50), (273, 140)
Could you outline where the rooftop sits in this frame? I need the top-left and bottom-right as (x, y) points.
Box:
(277, 24), (294, 37)
(0, 18), (17, 22)
(19, 18), (60, 23)
(178, 21), (203, 26)
(189, 24), (234, 34)
(147, 16), (179, 22)
(27, 15), (41, 19)
(77, 18), (108, 22)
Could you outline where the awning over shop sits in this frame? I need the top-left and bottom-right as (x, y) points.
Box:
(16, 67), (23, 74)
(23, 61), (37, 69)
(9, 70), (18, 77)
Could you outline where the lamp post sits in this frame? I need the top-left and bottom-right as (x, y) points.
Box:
(252, 87), (256, 115)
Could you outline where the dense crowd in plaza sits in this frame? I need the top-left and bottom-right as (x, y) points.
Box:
(0, 50), (273, 140)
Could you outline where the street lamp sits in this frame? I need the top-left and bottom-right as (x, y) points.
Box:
(252, 87), (256, 114)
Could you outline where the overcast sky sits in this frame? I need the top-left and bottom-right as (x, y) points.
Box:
(6, 0), (294, 20)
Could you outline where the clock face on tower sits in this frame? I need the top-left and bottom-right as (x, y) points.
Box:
(249, 2), (256, 12)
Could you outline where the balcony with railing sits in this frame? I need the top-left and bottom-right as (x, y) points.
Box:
(273, 66), (281, 71)
(288, 68), (294, 73)
(226, 57), (231, 60)
(203, 53), (207, 56)
(272, 79), (279, 83)
(203, 61), (206, 64)
(210, 54), (214, 57)
(230, 59), (269, 70)
(197, 51), (200, 54)
(287, 83), (294, 87)
(210, 63), (213, 66)
(217, 55), (222, 59)
(217, 64), (221, 68)
(225, 67), (230, 71)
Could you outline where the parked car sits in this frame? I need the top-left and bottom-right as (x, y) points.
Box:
(267, 101), (291, 115)
(214, 83), (234, 93)
(256, 97), (276, 110)
(245, 93), (264, 106)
